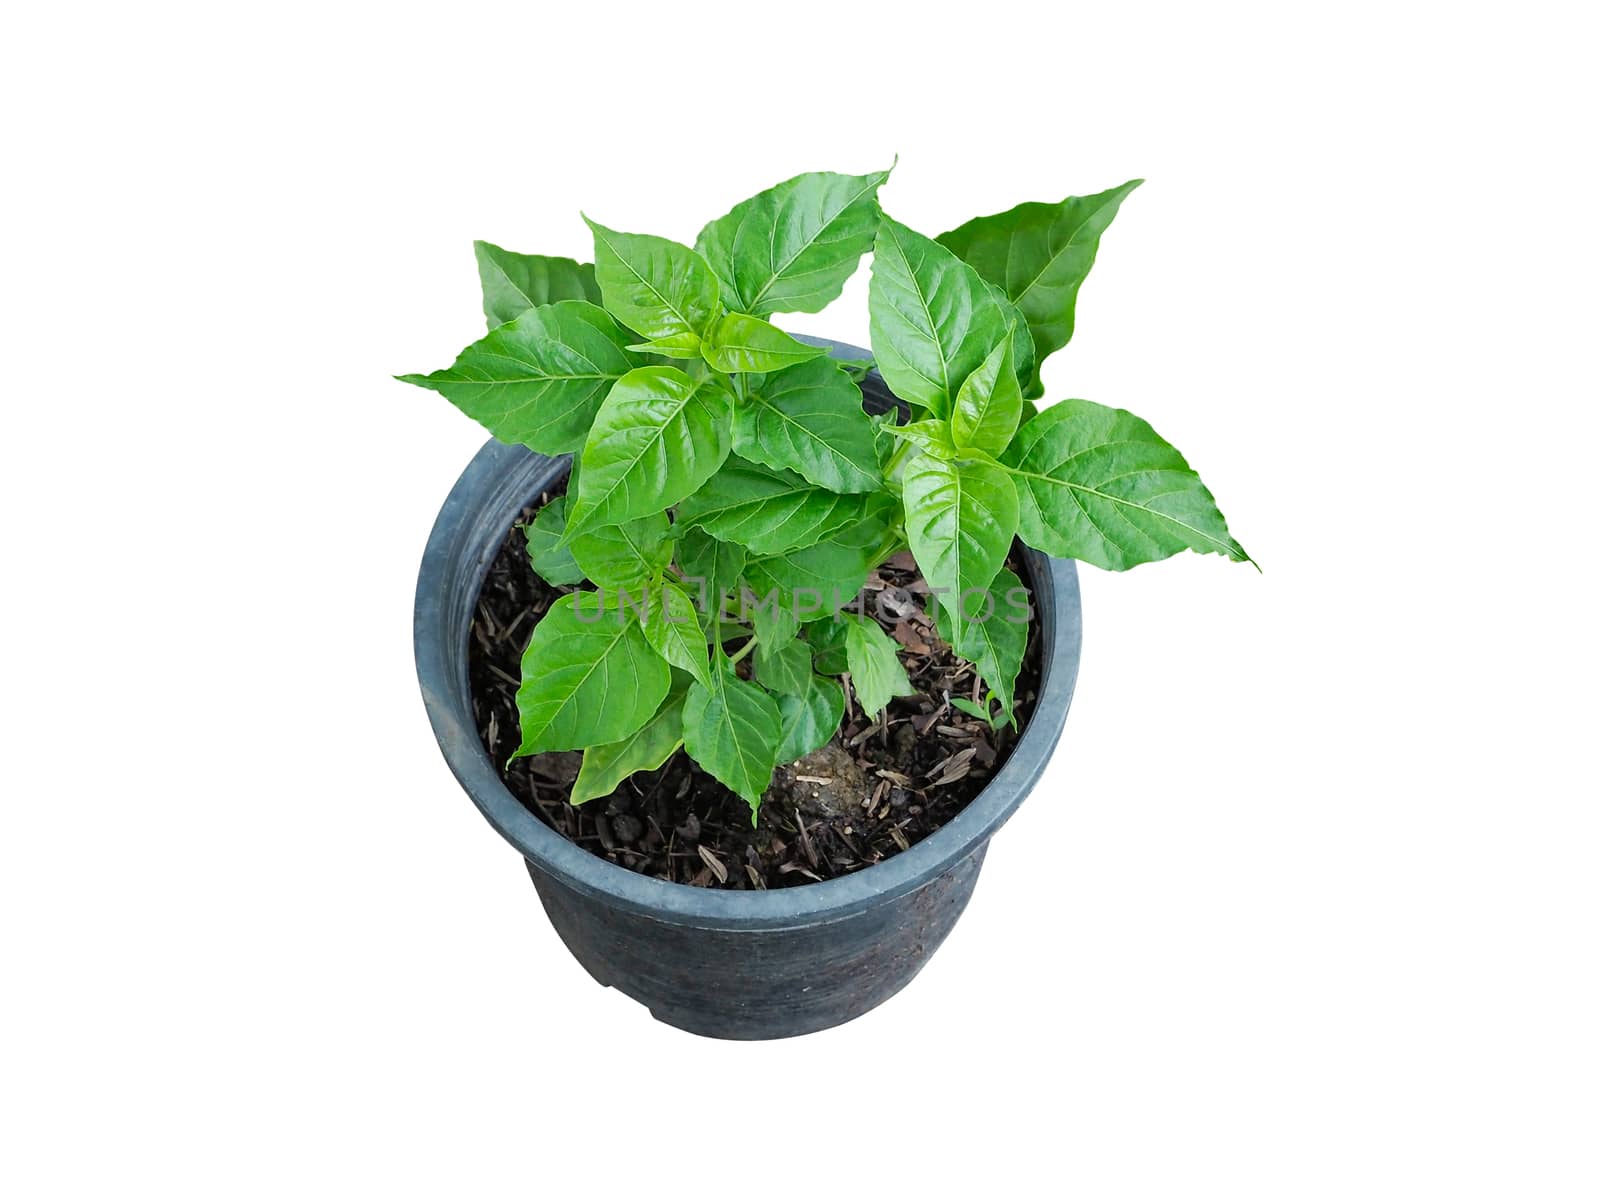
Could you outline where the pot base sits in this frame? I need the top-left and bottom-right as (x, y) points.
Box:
(527, 847), (987, 1040)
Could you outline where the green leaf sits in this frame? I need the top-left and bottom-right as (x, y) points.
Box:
(937, 180), (1142, 394)
(744, 543), (868, 622)
(568, 511), (672, 590)
(868, 216), (1012, 418)
(902, 454), (1018, 644)
(524, 497), (585, 586)
(640, 579), (712, 688)
(585, 217), (720, 351)
(695, 168), (891, 317)
(1000, 398), (1250, 570)
(626, 334), (704, 359)
(743, 495), (896, 620)
(512, 593), (670, 757)
(474, 240), (600, 327)
(675, 458), (866, 555)
(746, 590), (799, 652)
(735, 357), (881, 493)
(805, 616), (851, 675)
(843, 615), (916, 718)
(683, 657), (783, 818)
(674, 527), (746, 603)
(571, 682), (688, 805)
(882, 418), (957, 459)
(398, 301), (641, 454)
(950, 696), (1001, 727)
(831, 491), (904, 563)
(566, 365), (733, 535)
(756, 635), (813, 694)
(700, 312), (826, 374)
(929, 566), (1030, 724)
(775, 672), (845, 762)
(984, 279), (1039, 399)
(951, 335), (1022, 457)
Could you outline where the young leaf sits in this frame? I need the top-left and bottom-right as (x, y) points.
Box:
(984, 278), (1038, 398)
(568, 511), (672, 590)
(1000, 398), (1250, 570)
(585, 217), (720, 352)
(683, 657), (783, 819)
(868, 216), (1013, 418)
(775, 672), (846, 763)
(937, 180), (1143, 394)
(929, 566), (1030, 724)
(695, 168), (892, 316)
(674, 459), (866, 556)
(524, 498), (585, 586)
(869, 410), (901, 473)
(397, 301), (641, 454)
(700, 312), (827, 374)
(901, 454), (1019, 644)
(626, 335), (704, 359)
(570, 682), (688, 805)
(756, 636), (813, 695)
(882, 418), (957, 459)
(674, 527), (746, 603)
(640, 579), (712, 688)
(474, 240), (600, 327)
(843, 615), (916, 718)
(950, 696), (1001, 727)
(951, 335), (1022, 457)
(735, 357), (881, 493)
(512, 593), (670, 757)
(566, 366), (733, 535)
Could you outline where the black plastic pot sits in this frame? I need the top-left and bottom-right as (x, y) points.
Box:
(414, 339), (1083, 1039)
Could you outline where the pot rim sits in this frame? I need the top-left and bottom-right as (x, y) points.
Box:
(414, 338), (1082, 930)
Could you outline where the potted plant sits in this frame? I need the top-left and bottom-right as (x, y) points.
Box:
(402, 167), (1249, 1039)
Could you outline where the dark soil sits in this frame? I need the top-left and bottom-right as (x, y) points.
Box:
(467, 484), (1043, 890)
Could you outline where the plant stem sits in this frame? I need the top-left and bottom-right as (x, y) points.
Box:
(881, 439), (916, 495)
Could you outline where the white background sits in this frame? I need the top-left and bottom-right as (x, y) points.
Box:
(4, 2), (1595, 1196)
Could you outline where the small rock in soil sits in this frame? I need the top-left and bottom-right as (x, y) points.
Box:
(875, 585), (918, 622)
(770, 744), (870, 820)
